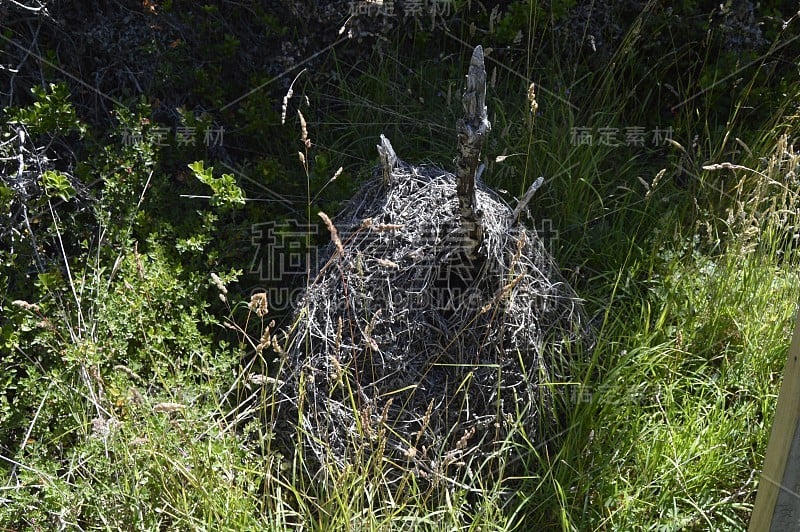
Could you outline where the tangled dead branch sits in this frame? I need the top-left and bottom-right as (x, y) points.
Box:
(268, 46), (592, 493)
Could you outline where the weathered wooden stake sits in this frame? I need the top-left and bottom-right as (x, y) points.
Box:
(377, 134), (398, 186)
(750, 304), (800, 531)
(455, 45), (491, 261)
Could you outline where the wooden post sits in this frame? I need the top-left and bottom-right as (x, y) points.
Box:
(455, 45), (491, 261)
(750, 303), (800, 531)
(377, 134), (398, 186)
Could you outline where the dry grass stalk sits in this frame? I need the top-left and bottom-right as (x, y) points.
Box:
(318, 211), (344, 256)
(249, 292), (268, 318)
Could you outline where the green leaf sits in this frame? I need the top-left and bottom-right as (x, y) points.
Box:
(36, 271), (63, 292)
(0, 184), (13, 204)
(188, 160), (245, 209)
(40, 170), (76, 201)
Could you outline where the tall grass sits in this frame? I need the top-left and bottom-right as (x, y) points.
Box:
(295, 8), (800, 529)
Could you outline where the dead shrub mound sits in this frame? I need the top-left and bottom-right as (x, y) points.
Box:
(269, 46), (592, 492)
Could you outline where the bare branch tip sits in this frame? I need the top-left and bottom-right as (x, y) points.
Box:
(377, 134), (398, 185)
(471, 45), (484, 66)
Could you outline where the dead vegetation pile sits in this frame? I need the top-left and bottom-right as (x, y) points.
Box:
(268, 46), (592, 492)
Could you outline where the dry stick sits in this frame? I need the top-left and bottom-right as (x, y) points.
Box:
(455, 45), (491, 261)
(377, 134), (398, 186)
(8, 381), (51, 483)
(510, 176), (545, 223)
